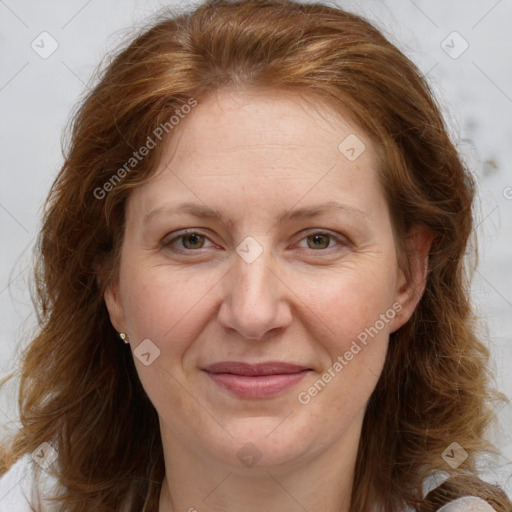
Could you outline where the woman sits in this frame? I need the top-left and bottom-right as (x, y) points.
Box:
(0, 0), (510, 511)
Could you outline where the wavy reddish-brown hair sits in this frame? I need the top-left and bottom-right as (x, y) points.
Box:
(1, 0), (510, 511)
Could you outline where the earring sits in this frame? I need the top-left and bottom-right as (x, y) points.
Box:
(119, 332), (130, 344)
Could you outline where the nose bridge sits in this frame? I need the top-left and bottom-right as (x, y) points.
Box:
(235, 247), (273, 305)
(218, 236), (291, 340)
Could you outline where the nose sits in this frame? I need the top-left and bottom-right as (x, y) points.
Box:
(217, 244), (293, 341)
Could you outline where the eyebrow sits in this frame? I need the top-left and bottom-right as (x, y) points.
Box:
(143, 200), (367, 228)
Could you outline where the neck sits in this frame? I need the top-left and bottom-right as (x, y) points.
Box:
(158, 412), (363, 512)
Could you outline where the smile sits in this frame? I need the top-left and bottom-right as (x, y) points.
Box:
(202, 361), (312, 399)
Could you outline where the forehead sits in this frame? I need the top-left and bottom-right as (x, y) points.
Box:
(168, 87), (368, 163)
(126, 87), (386, 223)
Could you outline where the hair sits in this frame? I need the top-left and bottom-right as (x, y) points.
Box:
(0, 0), (510, 511)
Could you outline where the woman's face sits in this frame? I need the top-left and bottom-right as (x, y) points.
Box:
(105, 88), (425, 471)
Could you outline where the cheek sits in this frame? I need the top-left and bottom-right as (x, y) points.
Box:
(119, 263), (218, 357)
(294, 268), (395, 417)
(299, 259), (398, 346)
(117, 266), (215, 408)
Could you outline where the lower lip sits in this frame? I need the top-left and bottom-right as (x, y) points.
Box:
(204, 371), (310, 399)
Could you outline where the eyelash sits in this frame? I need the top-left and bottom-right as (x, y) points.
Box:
(161, 229), (348, 255)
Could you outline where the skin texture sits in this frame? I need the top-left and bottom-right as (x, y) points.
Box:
(105, 88), (431, 512)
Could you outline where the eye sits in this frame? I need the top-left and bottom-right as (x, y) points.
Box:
(161, 229), (348, 255)
(296, 231), (346, 251)
(162, 230), (216, 251)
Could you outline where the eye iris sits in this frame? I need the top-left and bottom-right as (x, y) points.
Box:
(182, 233), (204, 249)
(307, 234), (330, 249)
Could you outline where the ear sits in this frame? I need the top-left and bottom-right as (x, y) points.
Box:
(104, 278), (127, 334)
(389, 225), (435, 333)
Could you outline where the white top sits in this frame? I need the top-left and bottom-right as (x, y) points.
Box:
(437, 496), (498, 512)
(0, 454), (40, 511)
(0, 455), (499, 511)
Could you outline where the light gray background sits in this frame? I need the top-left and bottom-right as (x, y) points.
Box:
(0, 0), (511, 494)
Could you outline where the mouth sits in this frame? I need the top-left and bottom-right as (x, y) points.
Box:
(202, 361), (312, 399)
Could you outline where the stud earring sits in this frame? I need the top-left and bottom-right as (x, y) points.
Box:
(119, 332), (130, 344)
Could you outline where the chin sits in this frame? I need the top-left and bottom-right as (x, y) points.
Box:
(203, 418), (319, 470)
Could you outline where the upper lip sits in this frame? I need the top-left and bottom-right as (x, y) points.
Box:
(203, 361), (310, 376)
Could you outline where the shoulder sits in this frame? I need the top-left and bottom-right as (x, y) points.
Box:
(1, 455), (133, 512)
(0, 453), (59, 512)
(0, 454), (35, 511)
(437, 496), (499, 512)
